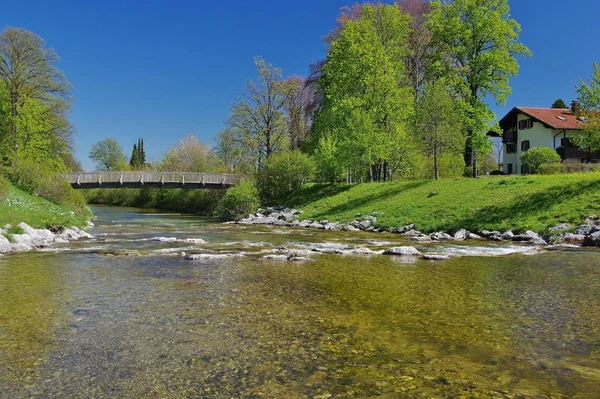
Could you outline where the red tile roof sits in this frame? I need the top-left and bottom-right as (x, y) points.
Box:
(515, 107), (584, 130)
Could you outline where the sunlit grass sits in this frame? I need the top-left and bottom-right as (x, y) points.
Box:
(285, 173), (600, 233)
(0, 185), (91, 229)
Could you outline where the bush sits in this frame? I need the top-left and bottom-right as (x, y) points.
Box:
(6, 159), (86, 208)
(218, 179), (260, 221)
(258, 151), (316, 204)
(537, 163), (567, 175)
(538, 162), (600, 175)
(490, 170), (505, 176)
(520, 147), (561, 174)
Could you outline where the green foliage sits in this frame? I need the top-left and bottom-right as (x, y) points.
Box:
(89, 138), (127, 171)
(538, 163), (600, 175)
(572, 63), (600, 153)
(160, 133), (220, 172)
(5, 159), (86, 208)
(520, 147), (561, 174)
(312, 3), (414, 182)
(552, 98), (568, 109)
(284, 174), (600, 234)
(129, 138), (147, 169)
(313, 136), (345, 183)
(0, 27), (73, 170)
(218, 179), (260, 221)
(0, 174), (9, 199)
(413, 80), (466, 179)
(258, 151), (316, 204)
(0, 182), (90, 229)
(428, 0), (531, 166)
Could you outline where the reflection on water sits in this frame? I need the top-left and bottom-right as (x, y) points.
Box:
(0, 205), (599, 397)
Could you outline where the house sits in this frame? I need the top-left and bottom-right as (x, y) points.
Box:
(497, 102), (599, 175)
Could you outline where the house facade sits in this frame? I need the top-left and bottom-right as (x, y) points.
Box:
(499, 104), (600, 174)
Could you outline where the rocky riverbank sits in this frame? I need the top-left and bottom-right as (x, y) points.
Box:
(229, 207), (600, 248)
(0, 222), (95, 255)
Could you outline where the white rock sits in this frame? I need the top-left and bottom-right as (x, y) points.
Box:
(262, 255), (289, 261)
(383, 246), (422, 256)
(0, 235), (11, 254)
(182, 238), (207, 244)
(186, 253), (244, 260)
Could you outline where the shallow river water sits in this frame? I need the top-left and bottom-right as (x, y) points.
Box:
(1, 205), (600, 398)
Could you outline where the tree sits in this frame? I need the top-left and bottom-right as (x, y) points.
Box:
(258, 151), (316, 204)
(571, 63), (600, 157)
(413, 81), (466, 180)
(280, 76), (313, 150)
(160, 133), (218, 172)
(428, 0), (531, 175)
(89, 138), (126, 171)
(312, 4), (414, 182)
(0, 27), (72, 168)
(552, 98), (568, 109)
(227, 57), (288, 170)
(397, 0), (432, 97)
(129, 138), (146, 169)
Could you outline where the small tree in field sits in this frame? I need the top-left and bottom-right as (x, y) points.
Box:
(414, 81), (465, 180)
(521, 147), (561, 174)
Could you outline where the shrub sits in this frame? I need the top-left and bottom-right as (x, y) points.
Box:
(538, 162), (600, 175)
(6, 159), (86, 208)
(218, 179), (260, 221)
(490, 170), (505, 176)
(520, 147), (561, 174)
(258, 151), (316, 204)
(537, 163), (567, 175)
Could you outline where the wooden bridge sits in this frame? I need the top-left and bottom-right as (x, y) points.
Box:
(60, 172), (243, 189)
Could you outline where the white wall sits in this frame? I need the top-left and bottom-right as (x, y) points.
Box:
(503, 113), (559, 174)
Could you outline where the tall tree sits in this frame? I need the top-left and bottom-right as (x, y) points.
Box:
(227, 57), (288, 169)
(414, 80), (466, 180)
(571, 63), (600, 157)
(312, 4), (414, 182)
(129, 143), (140, 168)
(552, 98), (568, 109)
(89, 138), (126, 171)
(280, 76), (313, 150)
(0, 27), (72, 168)
(428, 0), (531, 175)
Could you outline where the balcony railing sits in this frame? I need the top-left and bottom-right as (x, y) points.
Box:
(556, 146), (600, 160)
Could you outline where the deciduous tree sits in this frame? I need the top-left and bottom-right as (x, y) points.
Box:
(160, 133), (218, 172)
(572, 63), (600, 156)
(428, 0), (531, 175)
(414, 80), (466, 180)
(89, 138), (126, 171)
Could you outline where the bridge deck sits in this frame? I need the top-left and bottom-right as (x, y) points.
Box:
(61, 172), (243, 189)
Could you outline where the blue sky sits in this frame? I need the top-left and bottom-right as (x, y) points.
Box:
(2, 0), (599, 170)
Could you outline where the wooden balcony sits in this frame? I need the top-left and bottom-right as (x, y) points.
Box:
(556, 147), (600, 161)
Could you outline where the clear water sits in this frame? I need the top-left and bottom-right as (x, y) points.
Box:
(0, 205), (599, 397)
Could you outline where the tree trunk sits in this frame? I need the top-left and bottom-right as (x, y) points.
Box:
(434, 150), (439, 180)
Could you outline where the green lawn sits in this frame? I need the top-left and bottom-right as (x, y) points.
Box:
(0, 184), (91, 230)
(284, 173), (600, 234)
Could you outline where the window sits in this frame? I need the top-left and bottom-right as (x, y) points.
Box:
(578, 116), (589, 123)
(518, 119), (533, 130)
(506, 143), (516, 154)
(507, 164), (513, 175)
(556, 116), (567, 121)
(521, 140), (530, 152)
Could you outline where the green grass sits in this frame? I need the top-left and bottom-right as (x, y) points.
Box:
(284, 173), (600, 234)
(0, 184), (91, 230)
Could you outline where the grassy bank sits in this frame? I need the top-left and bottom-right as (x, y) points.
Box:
(284, 173), (600, 234)
(0, 184), (91, 229)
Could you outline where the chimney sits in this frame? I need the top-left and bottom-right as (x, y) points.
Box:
(571, 101), (581, 115)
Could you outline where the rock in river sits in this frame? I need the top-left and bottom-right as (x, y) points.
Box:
(383, 246), (422, 256)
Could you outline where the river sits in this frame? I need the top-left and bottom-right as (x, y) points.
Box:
(0, 205), (599, 398)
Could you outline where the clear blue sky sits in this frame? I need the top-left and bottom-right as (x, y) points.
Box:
(3, 0), (600, 170)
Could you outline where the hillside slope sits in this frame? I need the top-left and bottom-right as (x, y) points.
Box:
(284, 174), (600, 234)
(0, 184), (91, 229)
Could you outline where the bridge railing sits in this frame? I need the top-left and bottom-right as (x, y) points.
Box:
(60, 172), (243, 186)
